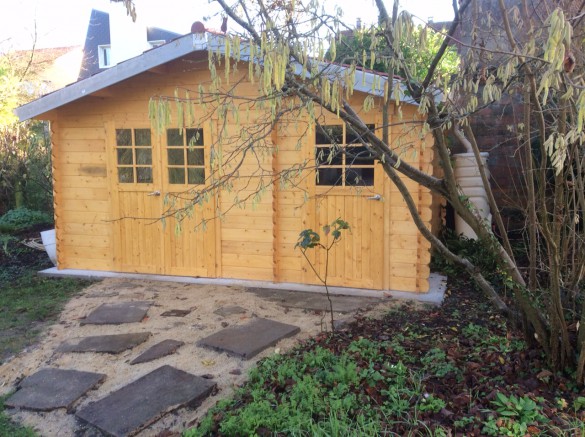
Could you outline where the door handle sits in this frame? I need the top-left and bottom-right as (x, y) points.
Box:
(147, 190), (161, 197)
(366, 194), (382, 201)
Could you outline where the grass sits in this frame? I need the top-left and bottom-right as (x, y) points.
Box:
(0, 270), (91, 362)
(0, 395), (36, 437)
(0, 225), (91, 435)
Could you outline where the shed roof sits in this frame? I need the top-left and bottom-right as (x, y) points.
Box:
(16, 32), (412, 122)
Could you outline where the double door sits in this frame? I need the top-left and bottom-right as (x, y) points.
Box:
(107, 122), (216, 276)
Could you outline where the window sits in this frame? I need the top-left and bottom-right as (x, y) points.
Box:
(166, 128), (205, 185)
(98, 45), (112, 68)
(116, 129), (153, 183)
(315, 124), (376, 186)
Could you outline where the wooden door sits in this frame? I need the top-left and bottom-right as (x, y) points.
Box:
(160, 127), (217, 277)
(109, 124), (216, 277)
(109, 125), (163, 274)
(311, 123), (385, 289)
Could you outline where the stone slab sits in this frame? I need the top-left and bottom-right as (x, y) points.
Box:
(58, 332), (151, 354)
(160, 309), (192, 317)
(5, 368), (106, 411)
(247, 288), (382, 313)
(81, 301), (153, 325)
(130, 340), (184, 365)
(213, 305), (247, 317)
(76, 365), (216, 437)
(198, 318), (300, 359)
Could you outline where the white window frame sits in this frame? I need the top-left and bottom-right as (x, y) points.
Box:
(98, 44), (112, 68)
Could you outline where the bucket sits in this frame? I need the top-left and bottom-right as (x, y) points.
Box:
(40, 229), (57, 266)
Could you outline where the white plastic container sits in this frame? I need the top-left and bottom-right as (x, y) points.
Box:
(40, 229), (57, 266)
(453, 153), (491, 239)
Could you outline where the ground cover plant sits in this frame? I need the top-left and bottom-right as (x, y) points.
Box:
(186, 277), (585, 436)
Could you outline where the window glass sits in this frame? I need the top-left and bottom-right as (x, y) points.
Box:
(317, 168), (343, 186)
(168, 168), (185, 184)
(118, 168), (134, 183)
(116, 129), (132, 146)
(115, 129), (153, 184)
(187, 149), (204, 165)
(316, 124), (343, 145)
(168, 149), (184, 165)
(136, 167), (153, 183)
(316, 146), (343, 166)
(188, 168), (205, 184)
(345, 168), (374, 186)
(346, 124), (375, 144)
(98, 45), (111, 68)
(134, 129), (152, 146)
(315, 124), (376, 187)
(117, 148), (133, 165)
(167, 129), (184, 146)
(346, 146), (375, 166)
(186, 128), (204, 146)
(135, 149), (152, 165)
(166, 128), (205, 185)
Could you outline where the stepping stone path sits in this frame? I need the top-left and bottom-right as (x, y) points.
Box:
(76, 365), (216, 437)
(130, 339), (184, 365)
(161, 309), (192, 317)
(199, 317), (300, 359)
(7, 289), (304, 435)
(58, 332), (152, 354)
(5, 368), (105, 411)
(213, 305), (247, 317)
(81, 301), (153, 325)
(247, 287), (382, 313)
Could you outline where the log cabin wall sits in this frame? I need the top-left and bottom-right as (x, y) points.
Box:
(49, 56), (433, 293)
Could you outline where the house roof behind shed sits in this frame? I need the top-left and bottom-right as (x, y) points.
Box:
(16, 32), (413, 122)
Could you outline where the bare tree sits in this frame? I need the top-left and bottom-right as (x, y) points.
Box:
(148, 0), (585, 383)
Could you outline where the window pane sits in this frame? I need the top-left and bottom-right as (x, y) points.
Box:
(316, 168), (342, 186)
(136, 167), (153, 183)
(316, 124), (343, 145)
(117, 148), (133, 165)
(135, 148), (152, 165)
(116, 129), (132, 146)
(167, 128), (184, 146)
(168, 149), (184, 165)
(118, 167), (134, 183)
(134, 129), (151, 146)
(316, 146), (342, 166)
(168, 168), (185, 184)
(186, 128), (204, 146)
(187, 149), (204, 165)
(188, 168), (205, 184)
(346, 124), (375, 144)
(345, 168), (374, 186)
(346, 146), (375, 165)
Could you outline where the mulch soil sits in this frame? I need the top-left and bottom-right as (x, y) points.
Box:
(321, 282), (584, 434)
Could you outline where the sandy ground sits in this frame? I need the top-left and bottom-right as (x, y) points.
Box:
(0, 278), (406, 436)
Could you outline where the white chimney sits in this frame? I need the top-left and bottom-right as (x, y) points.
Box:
(108, 2), (150, 66)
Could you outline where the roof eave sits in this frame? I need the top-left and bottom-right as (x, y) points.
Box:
(16, 33), (207, 121)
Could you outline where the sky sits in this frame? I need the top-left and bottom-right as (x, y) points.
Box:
(0, 0), (455, 51)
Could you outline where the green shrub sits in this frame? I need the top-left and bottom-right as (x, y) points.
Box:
(0, 208), (53, 232)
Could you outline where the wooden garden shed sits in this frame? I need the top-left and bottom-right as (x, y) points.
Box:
(16, 32), (435, 295)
